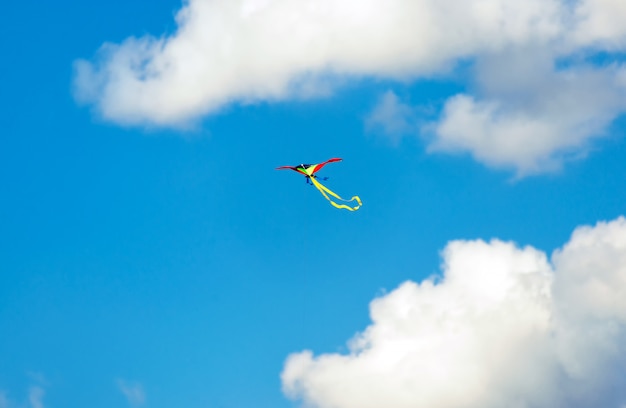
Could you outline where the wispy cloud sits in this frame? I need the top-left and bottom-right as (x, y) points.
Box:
(0, 392), (8, 408)
(117, 379), (146, 407)
(26, 373), (48, 387)
(27, 387), (44, 408)
(365, 91), (419, 144)
(0, 386), (46, 408)
(282, 216), (626, 408)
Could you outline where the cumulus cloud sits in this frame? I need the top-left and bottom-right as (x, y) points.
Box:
(429, 51), (626, 175)
(571, 0), (626, 48)
(282, 217), (626, 408)
(117, 379), (146, 407)
(74, 0), (563, 126)
(75, 0), (626, 174)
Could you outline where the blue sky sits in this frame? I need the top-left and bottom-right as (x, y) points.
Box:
(2, 1), (626, 407)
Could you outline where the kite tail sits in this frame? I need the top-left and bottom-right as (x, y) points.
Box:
(309, 176), (362, 211)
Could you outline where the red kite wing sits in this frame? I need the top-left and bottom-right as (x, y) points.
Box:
(275, 158), (342, 176)
(308, 158), (342, 175)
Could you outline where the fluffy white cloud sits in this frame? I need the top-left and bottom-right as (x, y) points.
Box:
(429, 54), (626, 175)
(74, 0), (563, 126)
(76, 0), (626, 174)
(571, 0), (626, 48)
(282, 217), (626, 408)
(366, 48), (626, 175)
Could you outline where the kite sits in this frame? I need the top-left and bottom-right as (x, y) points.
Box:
(276, 158), (362, 211)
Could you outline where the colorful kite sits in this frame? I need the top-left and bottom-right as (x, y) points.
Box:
(276, 158), (362, 211)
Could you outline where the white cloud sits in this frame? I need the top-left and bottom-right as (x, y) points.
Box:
(75, 0), (626, 174)
(74, 0), (563, 126)
(117, 379), (146, 407)
(282, 216), (626, 408)
(572, 0), (626, 49)
(429, 55), (626, 175)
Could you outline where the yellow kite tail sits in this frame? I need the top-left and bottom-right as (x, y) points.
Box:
(309, 176), (362, 211)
